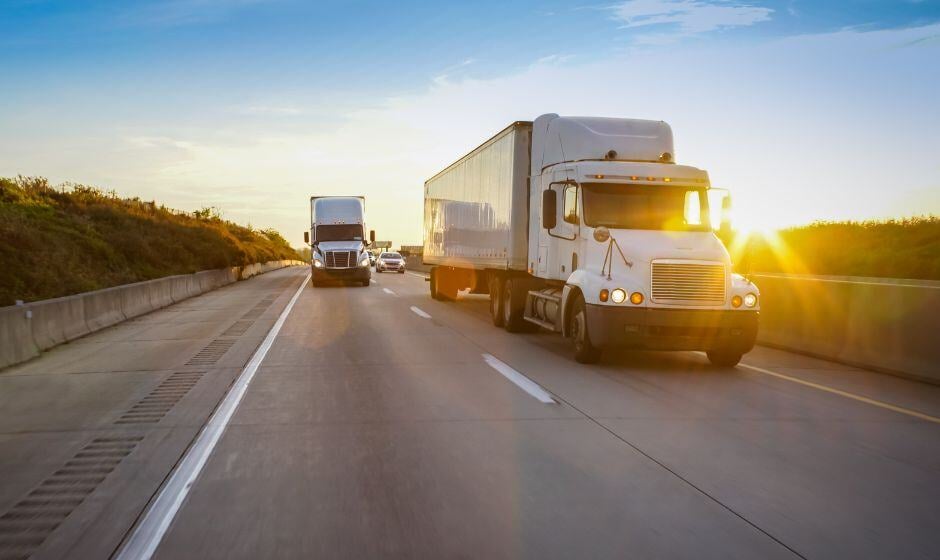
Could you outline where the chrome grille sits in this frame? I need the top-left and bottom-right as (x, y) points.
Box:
(325, 250), (356, 268)
(651, 261), (725, 304)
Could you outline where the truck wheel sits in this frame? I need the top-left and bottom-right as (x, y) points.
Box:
(431, 268), (457, 301)
(489, 276), (505, 327)
(568, 294), (602, 363)
(706, 349), (743, 367)
(502, 278), (535, 333)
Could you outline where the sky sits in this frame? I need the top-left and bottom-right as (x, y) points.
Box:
(1, 0), (938, 246)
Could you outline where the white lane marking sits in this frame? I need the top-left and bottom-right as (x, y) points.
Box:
(115, 273), (311, 560)
(383, 288), (397, 296)
(370, 278), (377, 284)
(482, 354), (557, 404)
(410, 306), (431, 319)
(738, 362), (940, 424)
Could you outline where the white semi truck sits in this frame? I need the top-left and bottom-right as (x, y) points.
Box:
(304, 196), (375, 287)
(423, 114), (759, 365)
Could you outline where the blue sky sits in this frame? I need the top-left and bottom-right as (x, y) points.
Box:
(2, 1), (939, 244)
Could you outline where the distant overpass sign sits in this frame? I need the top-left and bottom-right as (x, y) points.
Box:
(373, 240), (392, 249)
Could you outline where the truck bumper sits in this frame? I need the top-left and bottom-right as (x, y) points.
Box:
(585, 305), (758, 352)
(312, 266), (371, 283)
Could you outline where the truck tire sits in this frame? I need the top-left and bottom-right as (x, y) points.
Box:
(568, 293), (602, 363)
(429, 268), (440, 299)
(489, 276), (505, 327)
(430, 267), (458, 301)
(502, 278), (536, 333)
(706, 349), (743, 367)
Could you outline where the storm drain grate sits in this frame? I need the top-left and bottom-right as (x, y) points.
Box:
(114, 371), (206, 425)
(184, 339), (236, 367)
(221, 320), (253, 337)
(0, 437), (142, 560)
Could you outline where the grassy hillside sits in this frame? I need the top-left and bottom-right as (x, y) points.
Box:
(730, 217), (940, 280)
(0, 176), (300, 306)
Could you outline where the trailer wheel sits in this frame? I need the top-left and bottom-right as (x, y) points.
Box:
(489, 276), (505, 327)
(569, 293), (602, 363)
(706, 348), (743, 367)
(431, 267), (458, 301)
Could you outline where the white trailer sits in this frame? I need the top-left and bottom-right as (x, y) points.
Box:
(304, 196), (375, 287)
(423, 114), (760, 365)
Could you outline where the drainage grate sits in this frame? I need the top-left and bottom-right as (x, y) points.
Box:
(114, 372), (206, 425)
(220, 320), (253, 337)
(0, 437), (142, 560)
(184, 339), (236, 367)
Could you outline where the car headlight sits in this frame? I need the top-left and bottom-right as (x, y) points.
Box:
(313, 259), (324, 268)
(743, 293), (758, 308)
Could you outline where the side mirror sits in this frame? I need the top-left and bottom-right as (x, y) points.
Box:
(303, 231), (310, 244)
(719, 195), (733, 245)
(541, 189), (557, 230)
(369, 230), (376, 243)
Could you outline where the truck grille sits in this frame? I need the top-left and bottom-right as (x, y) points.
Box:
(651, 262), (725, 305)
(325, 250), (356, 268)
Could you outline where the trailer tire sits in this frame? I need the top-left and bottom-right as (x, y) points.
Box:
(706, 349), (743, 367)
(569, 293), (602, 363)
(489, 276), (505, 327)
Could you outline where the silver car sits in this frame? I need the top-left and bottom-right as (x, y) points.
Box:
(375, 252), (405, 273)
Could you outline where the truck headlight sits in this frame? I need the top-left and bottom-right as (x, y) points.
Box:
(743, 293), (758, 308)
(313, 260), (324, 268)
(359, 257), (370, 267)
(611, 288), (626, 304)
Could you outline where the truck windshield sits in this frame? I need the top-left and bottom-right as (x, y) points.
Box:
(316, 224), (363, 241)
(581, 183), (711, 231)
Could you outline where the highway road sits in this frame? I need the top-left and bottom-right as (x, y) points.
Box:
(1, 267), (938, 559)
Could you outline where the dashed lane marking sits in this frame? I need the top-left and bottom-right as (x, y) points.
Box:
(482, 354), (557, 404)
(410, 306), (431, 319)
(383, 288), (397, 296)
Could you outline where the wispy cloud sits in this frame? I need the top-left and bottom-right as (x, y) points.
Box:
(229, 104), (304, 117)
(610, 0), (772, 39)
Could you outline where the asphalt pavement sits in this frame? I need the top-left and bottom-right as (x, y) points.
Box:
(1, 267), (938, 559)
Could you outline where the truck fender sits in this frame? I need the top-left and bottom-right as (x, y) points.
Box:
(560, 268), (594, 337)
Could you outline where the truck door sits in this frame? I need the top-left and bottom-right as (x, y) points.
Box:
(537, 174), (580, 280)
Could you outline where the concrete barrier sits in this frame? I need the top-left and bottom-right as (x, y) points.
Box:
(754, 273), (940, 384)
(29, 295), (88, 349)
(0, 305), (39, 367)
(0, 260), (302, 370)
(82, 286), (127, 331)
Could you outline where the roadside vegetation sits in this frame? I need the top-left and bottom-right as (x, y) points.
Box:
(730, 216), (940, 280)
(0, 176), (301, 306)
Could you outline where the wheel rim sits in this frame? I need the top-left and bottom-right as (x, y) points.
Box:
(572, 309), (587, 351)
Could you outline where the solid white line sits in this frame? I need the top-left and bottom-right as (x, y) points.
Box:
(482, 354), (557, 404)
(369, 278), (377, 284)
(410, 306), (431, 319)
(382, 288), (397, 296)
(115, 273), (310, 560)
(737, 362), (940, 424)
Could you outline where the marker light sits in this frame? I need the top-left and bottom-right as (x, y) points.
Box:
(599, 289), (609, 302)
(594, 174), (605, 179)
(732, 295), (742, 308)
(630, 292), (644, 305)
(743, 293), (758, 308)
(611, 288), (627, 304)
(630, 176), (638, 181)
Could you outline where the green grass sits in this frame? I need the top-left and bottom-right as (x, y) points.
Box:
(0, 176), (301, 306)
(730, 216), (940, 280)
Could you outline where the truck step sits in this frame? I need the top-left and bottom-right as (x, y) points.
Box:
(523, 315), (557, 331)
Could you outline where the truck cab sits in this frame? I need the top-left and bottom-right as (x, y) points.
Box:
(304, 196), (375, 287)
(525, 115), (759, 364)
